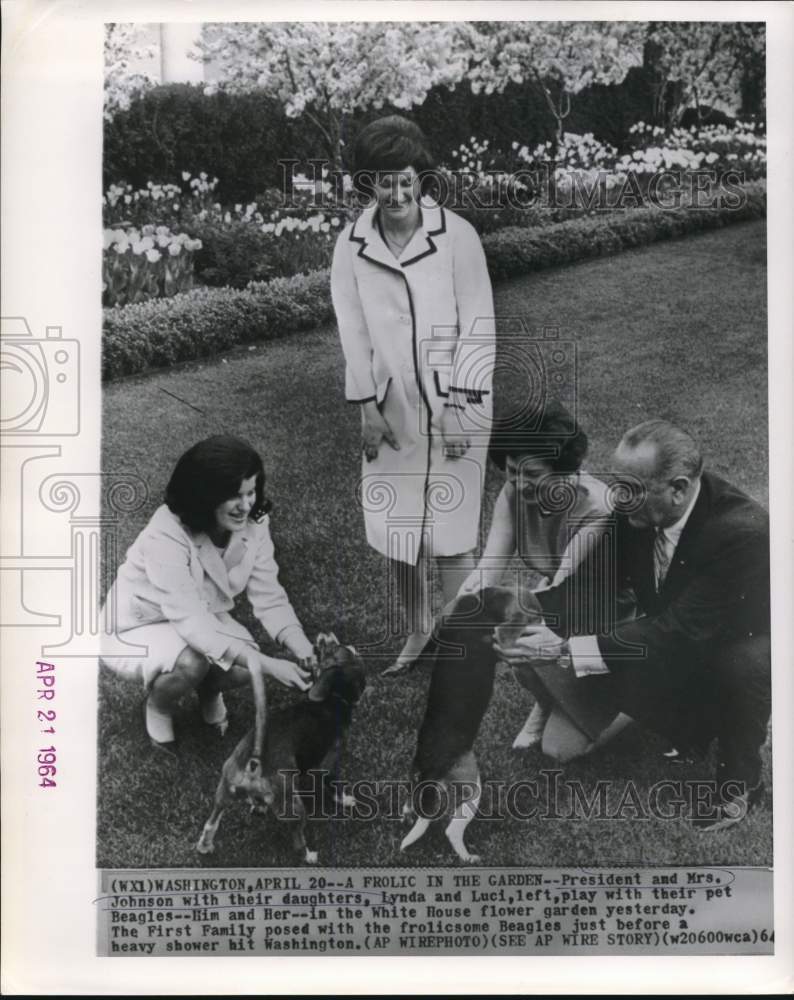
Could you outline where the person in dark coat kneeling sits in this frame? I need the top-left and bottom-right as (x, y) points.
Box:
(496, 419), (771, 833)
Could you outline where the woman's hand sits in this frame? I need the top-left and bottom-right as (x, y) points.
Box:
(361, 403), (400, 463)
(245, 647), (311, 690)
(441, 405), (470, 460)
(282, 630), (318, 673)
(264, 655), (312, 690)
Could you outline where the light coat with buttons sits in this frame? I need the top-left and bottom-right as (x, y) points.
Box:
(104, 504), (303, 665)
(331, 201), (495, 564)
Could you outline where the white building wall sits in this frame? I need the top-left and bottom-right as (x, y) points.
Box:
(159, 23), (204, 83)
(119, 22), (206, 85)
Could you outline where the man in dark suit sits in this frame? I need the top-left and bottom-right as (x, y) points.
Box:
(497, 419), (771, 833)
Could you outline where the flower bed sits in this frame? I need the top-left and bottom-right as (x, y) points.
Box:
(443, 122), (766, 233)
(103, 225), (203, 307)
(103, 173), (348, 300)
(103, 180), (765, 381)
(103, 123), (766, 300)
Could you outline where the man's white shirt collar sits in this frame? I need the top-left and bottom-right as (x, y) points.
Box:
(570, 479), (703, 678)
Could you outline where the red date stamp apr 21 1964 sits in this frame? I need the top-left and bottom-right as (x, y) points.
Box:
(36, 660), (57, 788)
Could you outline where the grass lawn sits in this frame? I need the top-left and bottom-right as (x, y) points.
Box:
(98, 219), (770, 869)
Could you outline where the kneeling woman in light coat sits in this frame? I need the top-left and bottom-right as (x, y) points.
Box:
(101, 435), (313, 750)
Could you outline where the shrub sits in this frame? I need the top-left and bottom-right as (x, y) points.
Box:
(103, 84), (318, 204)
(103, 182), (765, 381)
(102, 286), (272, 378)
(188, 214), (339, 289)
(186, 219), (280, 288)
(482, 181), (766, 282)
(247, 271), (334, 334)
(103, 272), (335, 380)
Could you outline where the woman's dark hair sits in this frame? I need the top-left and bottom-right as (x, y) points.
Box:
(165, 435), (271, 533)
(489, 400), (588, 474)
(352, 114), (437, 197)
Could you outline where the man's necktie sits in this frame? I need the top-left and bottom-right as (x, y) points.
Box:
(653, 527), (671, 592)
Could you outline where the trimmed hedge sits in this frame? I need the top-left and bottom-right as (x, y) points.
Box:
(103, 182), (766, 381)
(103, 272), (334, 379)
(482, 181), (767, 283)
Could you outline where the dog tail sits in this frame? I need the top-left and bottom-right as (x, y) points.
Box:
(249, 659), (268, 767)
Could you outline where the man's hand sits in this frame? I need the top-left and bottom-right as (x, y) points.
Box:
(362, 408), (400, 462)
(493, 625), (566, 667)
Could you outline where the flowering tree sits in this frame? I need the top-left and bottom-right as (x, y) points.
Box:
(196, 22), (471, 168)
(644, 22), (765, 127)
(465, 22), (645, 153)
(104, 23), (158, 121)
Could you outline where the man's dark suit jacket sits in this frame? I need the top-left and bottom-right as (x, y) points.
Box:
(535, 471), (770, 742)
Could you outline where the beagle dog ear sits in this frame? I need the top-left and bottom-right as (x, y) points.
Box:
(314, 632), (331, 663)
(314, 632), (342, 670)
(307, 668), (336, 703)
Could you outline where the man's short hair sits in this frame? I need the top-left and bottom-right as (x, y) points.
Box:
(620, 419), (704, 480)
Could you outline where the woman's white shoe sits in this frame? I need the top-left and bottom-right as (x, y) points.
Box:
(145, 698), (175, 745)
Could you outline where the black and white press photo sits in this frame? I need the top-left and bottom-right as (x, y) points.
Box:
(3, 4), (791, 989)
(98, 16), (772, 873)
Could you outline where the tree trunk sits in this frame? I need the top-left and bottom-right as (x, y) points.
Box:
(326, 113), (342, 174)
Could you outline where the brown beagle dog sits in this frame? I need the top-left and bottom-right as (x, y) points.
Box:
(400, 586), (542, 862)
(197, 633), (366, 863)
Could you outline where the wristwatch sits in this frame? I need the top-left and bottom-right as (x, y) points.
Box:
(558, 642), (573, 670)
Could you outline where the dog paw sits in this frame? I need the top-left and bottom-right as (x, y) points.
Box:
(461, 853), (481, 865)
(340, 793), (358, 810)
(304, 850), (318, 865)
(196, 839), (215, 855)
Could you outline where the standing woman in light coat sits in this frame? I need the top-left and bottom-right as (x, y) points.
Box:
(331, 115), (495, 674)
